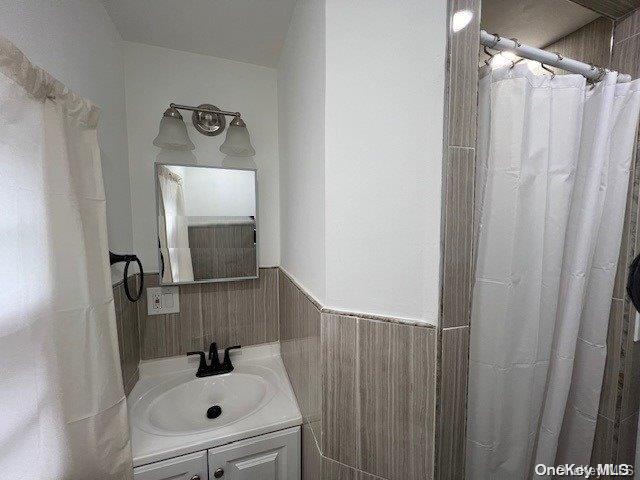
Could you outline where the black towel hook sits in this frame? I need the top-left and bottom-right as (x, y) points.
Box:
(109, 251), (144, 302)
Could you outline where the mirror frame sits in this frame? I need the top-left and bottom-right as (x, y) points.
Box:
(154, 162), (259, 285)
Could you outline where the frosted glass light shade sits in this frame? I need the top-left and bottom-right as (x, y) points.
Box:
(153, 108), (195, 150)
(219, 116), (255, 157)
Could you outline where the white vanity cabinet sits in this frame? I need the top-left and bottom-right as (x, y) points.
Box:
(133, 427), (300, 480)
(208, 427), (300, 480)
(133, 450), (208, 480)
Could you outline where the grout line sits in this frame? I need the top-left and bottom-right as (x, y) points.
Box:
(442, 325), (470, 331)
(619, 409), (640, 423)
(322, 307), (436, 328)
(276, 268), (281, 346)
(124, 369), (140, 396)
(280, 266), (436, 328)
(614, 30), (640, 47)
(278, 266), (323, 309)
(307, 419), (322, 457)
(320, 453), (388, 480)
(448, 145), (476, 151)
(355, 317), (362, 471)
(600, 409), (640, 424)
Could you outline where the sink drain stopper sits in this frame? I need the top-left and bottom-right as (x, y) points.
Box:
(207, 405), (222, 419)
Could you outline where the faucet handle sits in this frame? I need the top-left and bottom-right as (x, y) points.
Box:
(222, 345), (241, 371)
(187, 351), (207, 376)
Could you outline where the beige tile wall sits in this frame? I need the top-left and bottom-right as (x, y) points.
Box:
(435, 0), (480, 477)
(137, 269), (278, 359)
(112, 267), (279, 394)
(187, 223), (257, 280)
(592, 7), (640, 465)
(545, 17), (614, 69)
(279, 271), (323, 479)
(279, 269), (322, 441)
(279, 269), (437, 480)
(113, 278), (140, 396)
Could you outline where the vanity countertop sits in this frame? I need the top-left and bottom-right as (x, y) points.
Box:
(127, 342), (302, 467)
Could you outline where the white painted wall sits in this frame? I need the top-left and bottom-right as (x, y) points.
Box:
(325, 0), (447, 323)
(181, 167), (256, 218)
(278, 0), (445, 324)
(2, 0), (445, 323)
(278, 0), (326, 303)
(124, 42), (280, 270)
(0, 0), (133, 283)
(323, 0), (446, 324)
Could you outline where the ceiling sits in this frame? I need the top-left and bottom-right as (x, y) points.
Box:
(102, 0), (602, 68)
(481, 0), (601, 49)
(100, 0), (296, 67)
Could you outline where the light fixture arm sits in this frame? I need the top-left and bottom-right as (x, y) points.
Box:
(170, 103), (241, 118)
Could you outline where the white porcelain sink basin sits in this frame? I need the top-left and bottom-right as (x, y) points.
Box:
(132, 368), (275, 436)
(128, 344), (302, 467)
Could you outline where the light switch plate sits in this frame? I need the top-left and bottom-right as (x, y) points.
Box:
(147, 286), (180, 315)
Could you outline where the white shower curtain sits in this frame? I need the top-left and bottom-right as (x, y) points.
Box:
(157, 165), (194, 283)
(467, 64), (640, 479)
(0, 37), (132, 478)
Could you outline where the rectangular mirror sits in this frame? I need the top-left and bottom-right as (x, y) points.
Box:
(155, 164), (258, 284)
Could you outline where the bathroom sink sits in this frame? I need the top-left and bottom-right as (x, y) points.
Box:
(128, 344), (302, 467)
(132, 368), (275, 436)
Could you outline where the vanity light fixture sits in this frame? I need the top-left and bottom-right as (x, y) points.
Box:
(155, 102), (256, 157)
(220, 115), (256, 157)
(153, 106), (195, 150)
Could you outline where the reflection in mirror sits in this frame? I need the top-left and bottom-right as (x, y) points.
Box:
(156, 164), (257, 284)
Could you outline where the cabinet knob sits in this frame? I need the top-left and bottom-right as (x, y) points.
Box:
(189, 476), (200, 480)
(213, 467), (225, 478)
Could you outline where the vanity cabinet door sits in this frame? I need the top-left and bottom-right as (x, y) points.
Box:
(208, 427), (300, 480)
(134, 450), (208, 480)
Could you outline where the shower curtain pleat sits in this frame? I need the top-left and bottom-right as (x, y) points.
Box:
(467, 64), (640, 479)
(0, 35), (132, 479)
(157, 165), (194, 283)
(544, 73), (640, 471)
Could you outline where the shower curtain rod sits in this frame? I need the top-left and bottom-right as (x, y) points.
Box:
(480, 30), (632, 83)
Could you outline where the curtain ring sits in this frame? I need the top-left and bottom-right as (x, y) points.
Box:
(489, 33), (501, 48)
(506, 38), (521, 70)
(588, 63), (606, 83)
(483, 45), (495, 66)
(553, 52), (563, 62)
(540, 63), (556, 79)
